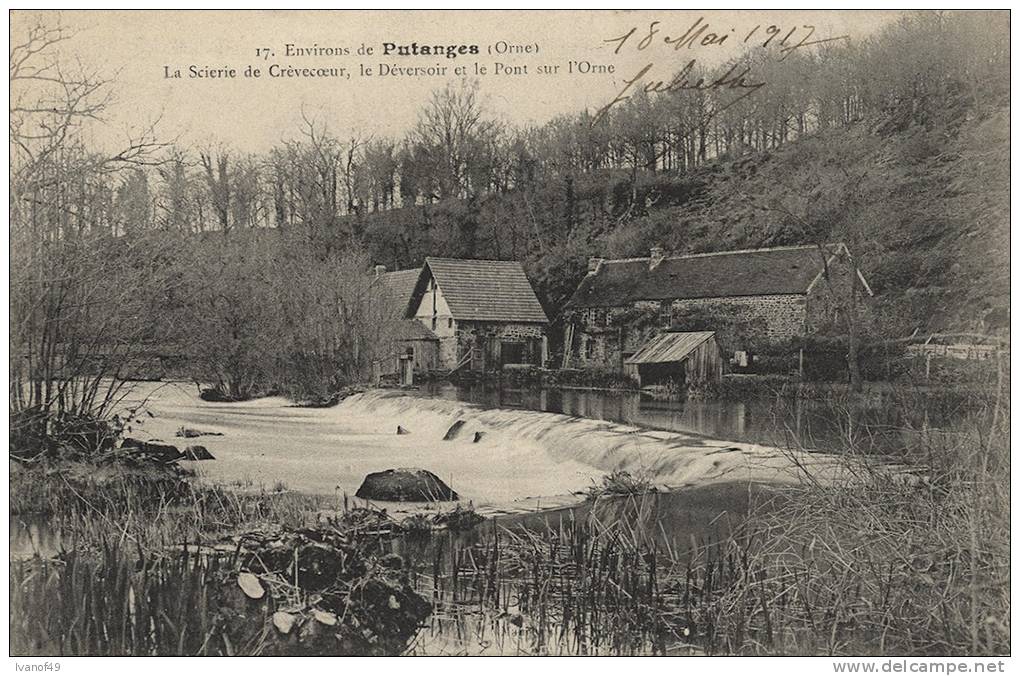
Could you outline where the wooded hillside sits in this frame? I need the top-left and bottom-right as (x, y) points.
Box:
(357, 12), (1009, 335)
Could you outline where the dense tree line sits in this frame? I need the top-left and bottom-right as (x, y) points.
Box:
(9, 11), (1009, 417)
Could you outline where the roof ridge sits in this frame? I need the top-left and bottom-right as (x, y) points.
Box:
(603, 256), (651, 264)
(426, 256), (523, 265)
(600, 243), (839, 266)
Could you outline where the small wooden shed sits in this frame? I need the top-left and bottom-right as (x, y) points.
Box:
(385, 319), (440, 374)
(624, 331), (723, 387)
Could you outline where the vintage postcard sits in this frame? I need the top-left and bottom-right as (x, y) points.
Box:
(8, 9), (1010, 663)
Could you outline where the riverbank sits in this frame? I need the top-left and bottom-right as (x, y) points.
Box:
(9, 377), (1009, 655)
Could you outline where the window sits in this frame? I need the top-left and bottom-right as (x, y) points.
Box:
(501, 341), (525, 365)
(605, 309), (614, 327)
(448, 317), (453, 329)
(659, 302), (672, 326)
(431, 317), (437, 330)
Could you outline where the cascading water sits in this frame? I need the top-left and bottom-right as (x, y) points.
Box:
(120, 383), (840, 509)
(334, 391), (838, 492)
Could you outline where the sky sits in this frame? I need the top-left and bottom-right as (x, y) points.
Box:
(11, 10), (904, 154)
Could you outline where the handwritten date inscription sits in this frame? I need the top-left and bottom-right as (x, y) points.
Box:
(592, 17), (850, 126)
(605, 17), (848, 59)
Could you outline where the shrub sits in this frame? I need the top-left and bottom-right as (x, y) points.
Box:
(10, 407), (122, 462)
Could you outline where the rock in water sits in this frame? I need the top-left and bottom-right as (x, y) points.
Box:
(355, 468), (459, 502)
(183, 444), (215, 461)
(120, 438), (182, 463)
(396, 425), (410, 435)
(472, 431), (484, 443)
(176, 426), (224, 438)
(442, 420), (466, 440)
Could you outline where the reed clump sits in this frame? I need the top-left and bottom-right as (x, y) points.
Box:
(706, 397), (1010, 655)
(586, 470), (656, 501)
(10, 524), (432, 656)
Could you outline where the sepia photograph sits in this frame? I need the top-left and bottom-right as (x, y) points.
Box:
(7, 8), (1011, 661)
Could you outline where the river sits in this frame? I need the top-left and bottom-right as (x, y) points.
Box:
(424, 381), (967, 457)
(98, 382), (850, 511)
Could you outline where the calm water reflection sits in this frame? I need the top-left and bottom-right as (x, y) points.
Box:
(424, 382), (965, 456)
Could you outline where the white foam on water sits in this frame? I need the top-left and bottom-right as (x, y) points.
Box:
(115, 384), (840, 506)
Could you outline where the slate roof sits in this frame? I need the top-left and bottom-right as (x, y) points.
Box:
(566, 245), (839, 309)
(376, 268), (421, 317)
(418, 257), (549, 324)
(625, 331), (716, 365)
(385, 318), (438, 341)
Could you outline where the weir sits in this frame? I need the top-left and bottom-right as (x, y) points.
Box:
(335, 390), (839, 490)
(117, 383), (845, 507)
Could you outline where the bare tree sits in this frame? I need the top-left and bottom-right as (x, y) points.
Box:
(199, 147), (231, 233)
(408, 79), (499, 200)
(10, 18), (171, 448)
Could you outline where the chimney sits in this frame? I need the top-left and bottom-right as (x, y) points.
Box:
(587, 256), (605, 274)
(373, 264), (387, 278)
(649, 246), (666, 271)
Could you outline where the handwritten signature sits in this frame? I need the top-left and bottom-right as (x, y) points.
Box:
(592, 59), (764, 126)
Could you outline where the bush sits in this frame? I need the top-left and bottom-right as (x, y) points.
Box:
(10, 407), (122, 462)
(435, 504), (485, 532)
(744, 336), (911, 382)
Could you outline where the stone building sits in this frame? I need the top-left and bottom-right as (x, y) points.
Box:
(379, 258), (549, 372)
(562, 244), (872, 372)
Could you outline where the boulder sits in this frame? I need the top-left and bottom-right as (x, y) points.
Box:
(472, 431), (484, 443)
(355, 468), (459, 502)
(183, 444), (215, 461)
(396, 425), (410, 435)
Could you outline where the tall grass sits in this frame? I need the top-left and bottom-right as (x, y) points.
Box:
(11, 545), (244, 656)
(405, 378), (1010, 655)
(10, 460), (319, 553)
(709, 382), (1010, 655)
